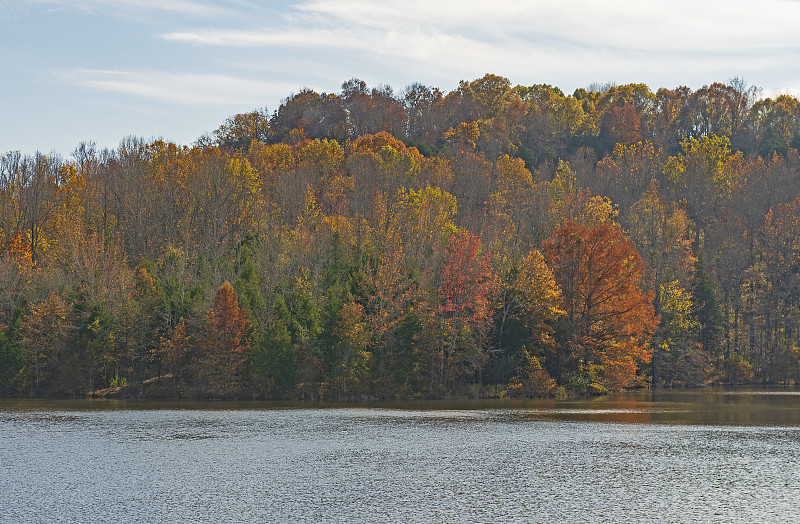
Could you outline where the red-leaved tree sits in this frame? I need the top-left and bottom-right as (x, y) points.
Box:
(436, 230), (495, 391)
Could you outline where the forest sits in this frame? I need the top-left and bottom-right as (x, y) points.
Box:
(2, 74), (800, 399)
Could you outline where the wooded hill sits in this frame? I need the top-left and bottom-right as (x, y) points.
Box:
(2, 74), (800, 399)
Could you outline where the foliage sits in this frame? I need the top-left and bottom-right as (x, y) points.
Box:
(197, 281), (251, 398)
(544, 220), (657, 390)
(6, 75), (800, 397)
(435, 231), (496, 392)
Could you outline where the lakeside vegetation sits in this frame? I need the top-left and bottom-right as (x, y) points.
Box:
(2, 74), (800, 399)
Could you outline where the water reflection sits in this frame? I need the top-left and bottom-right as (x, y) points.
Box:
(3, 389), (800, 522)
(4, 386), (800, 426)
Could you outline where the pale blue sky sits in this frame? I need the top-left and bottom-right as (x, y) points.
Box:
(2, 0), (800, 156)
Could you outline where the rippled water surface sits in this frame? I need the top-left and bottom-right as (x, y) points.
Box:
(3, 389), (800, 522)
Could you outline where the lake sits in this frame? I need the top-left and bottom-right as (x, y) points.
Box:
(2, 388), (800, 522)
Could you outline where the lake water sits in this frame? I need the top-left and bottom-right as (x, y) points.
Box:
(2, 388), (800, 522)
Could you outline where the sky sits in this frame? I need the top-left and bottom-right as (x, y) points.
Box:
(2, 0), (800, 156)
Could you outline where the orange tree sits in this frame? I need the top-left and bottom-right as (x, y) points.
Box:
(198, 281), (251, 397)
(544, 220), (656, 391)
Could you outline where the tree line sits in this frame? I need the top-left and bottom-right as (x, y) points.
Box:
(1, 74), (800, 399)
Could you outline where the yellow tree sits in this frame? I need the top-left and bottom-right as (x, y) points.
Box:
(457, 74), (517, 120)
(348, 132), (423, 222)
(333, 302), (372, 395)
(518, 84), (586, 163)
(625, 181), (696, 383)
(595, 140), (665, 213)
(0, 230), (36, 324)
(665, 134), (744, 236)
(211, 108), (270, 152)
(394, 185), (458, 272)
(626, 181), (694, 305)
(186, 147), (259, 283)
(656, 279), (708, 385)
(514, 249), (564, 346)
(505, 249), (564, 396)
(487, 155), (536, 354)
(489, 154), (535, 246)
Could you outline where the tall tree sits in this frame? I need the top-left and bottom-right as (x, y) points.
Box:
(20, 293), (68, 395)
(544, 220), (657, 391)
(198, 281), (251, 397)
(435, 231), (495, 392)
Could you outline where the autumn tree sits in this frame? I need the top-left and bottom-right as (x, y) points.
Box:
(331, 302), (372, 395)
(361, 230), (420, 396)
(517, 84), (585, 164)
(435, 231), (495, 393)
(186, 147), (260, 285)
(594, 141), (665, 214)
(488, 154), (537, 248)
(158, 317), (190, 392)
(665, 134), (744, 239)
(269, 88), (347, 143)
(594, 83), (657, 126)
(112, 137), (159, 260)
(457, 74), (516, 120)
(0, 152), (24, 243)
(655, 280), (708, 386)
(501, 249), (563, 396)
(394, 185), (458, 273)
(198, 281), (251, 397)
(20, 152), (63, 263)
(748, 199), (800, 381)
(625, 181), (697, 383)
(600, 105), (643, 149)
(687, 82), (752, 146)
(68, 232), (134, 393)
(348, 132), (421, 222)
(544, 220), (657, 391)
(750, 95), (800, 156)
(403, 82), (444, 145)
(210, 108), (270, 153)
(653, 86), (692, 152)
(0, 230), (35, 326)
(487, 155), (539, 372)
(514, 249), (564, 348)
(20, 293), (69, 395)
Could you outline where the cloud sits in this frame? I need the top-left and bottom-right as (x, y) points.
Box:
(6, 0), (800, 156)
(162, 28), (363, 49)
(290, 0), (800, 54)
(57, 69), (299, 105)
(23, 0), (231, 17)
(154, 0), (800, 91)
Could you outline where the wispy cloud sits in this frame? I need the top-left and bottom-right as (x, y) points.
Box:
(302, 0), (800, 55)
(57, 69), (299, 105)
(24, 0), (231, 17)
(162, 28), (363, 49)
(6, 0), (800, 156)
(155, 0), (800, 90)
